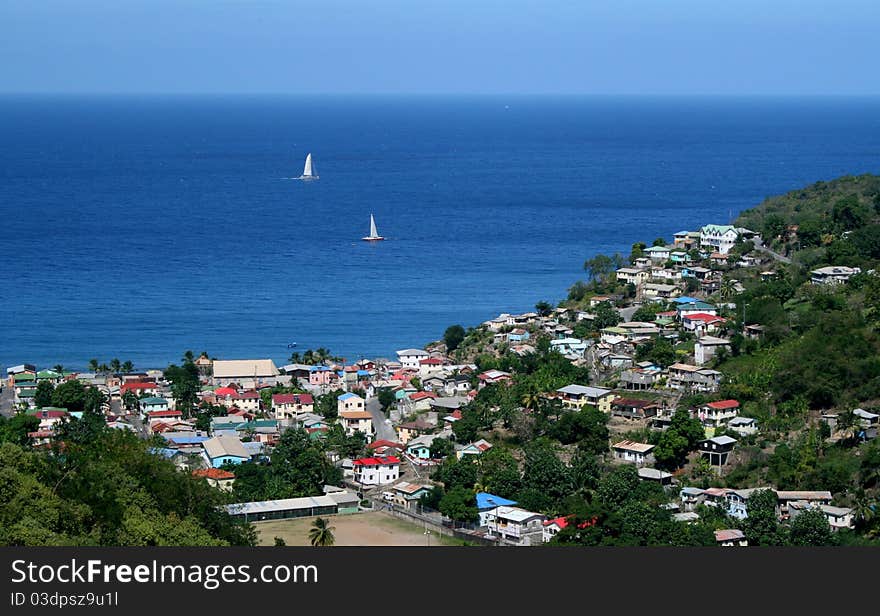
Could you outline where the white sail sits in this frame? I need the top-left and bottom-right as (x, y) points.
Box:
(302, 153), (314, 177)
(369, 214), (378, 238)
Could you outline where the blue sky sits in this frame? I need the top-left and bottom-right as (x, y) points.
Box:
(1, 0), (877, 95)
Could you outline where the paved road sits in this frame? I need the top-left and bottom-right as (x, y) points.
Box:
(754, 238), (792, 264)
(618, 305), (639, 322)
(366, 396), (396, 442)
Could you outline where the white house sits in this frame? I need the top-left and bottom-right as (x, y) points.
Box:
(396, 348), (430, 370)
(616, 267), (649, 285)
(644, 245), (672, 261)
(339, 410), (373, 437)
(694, 336), (731, 366)
(810, 266), (862, 285)
(485, 506), (547, 546)
(696, 399), (740, 429)
(700, 224), (740, 255)
(612, 440), (655, 466)
(352, 456), (400, 486)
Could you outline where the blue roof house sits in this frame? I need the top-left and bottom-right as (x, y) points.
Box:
(476, 492), (518, 527)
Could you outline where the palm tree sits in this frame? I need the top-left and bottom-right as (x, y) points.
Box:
(121, 360), (134, 373)
(98, 363), (110, 375)
(720, 278), (738, 301)
(308, 517), (335, 547)
(183, 350), (195, 364)
(110, 358), (122, 374)
(52, 364), (64, 374)
(88, 358), (99, 373)
(852, 489), (875, 531)
(520, 390), (541, 414)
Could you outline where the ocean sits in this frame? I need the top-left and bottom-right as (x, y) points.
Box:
(1, 95), (879, 370)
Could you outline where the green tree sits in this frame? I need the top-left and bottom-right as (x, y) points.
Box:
(110, 358), (121, 374)
(164, 361), (199, 418)
(88, 359), (99, 373)
(439, 487), (478, 523)
(744, 489), (782, 546)
(0, 414), (41, 446)
(377, 388), (397, 412)
(517, 440), (574, 512)
(51, 380), (87, 414)
(584, 254), (615, 283)
(308, 517), (335, 547)
(477, 448), (522, 499)
(443, 324), (466, 352)
(34, 380), (55, 408)
(314, 393), (339, 420)
(596, 465), (640, 509)
(789, 508), (833, 546)
(592, 302), (621, 329)
(429, 437), (455, 459)
(121, 360), (134, 373)
(535, 301), (553, 317)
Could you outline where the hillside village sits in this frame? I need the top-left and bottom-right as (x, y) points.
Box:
(3, 174), (880, 547)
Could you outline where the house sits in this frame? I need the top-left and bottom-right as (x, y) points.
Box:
(714, 529), (748, 547)
(853, 408), (880, 429)
(477, 370), (512, 388)
(476, 492), (518, 527)
(810, 265), (862, 285)
(611, 398), (660, 420)
(202, 435), (251, 468)
(405, 434), (438, 460)
(775, 491), (833, 519)
(139, 397), (170, 414)
(389, 482), (433, 509)
(643, 282), (681, 300)
(272, 393), (315, 421)
(682, 313), (726, 335)
(728, 416), (758, 436)
(619, 365), (663, 390)
(396, 348), (430, 370)
(397, 418), (435, 445)
(507, 328), (531, 343)
(555, 385), (616, 412)
(616, 267), (649, 286)
(419, 357), (446, 376)
(408, 390), (438, 412)
(725, 488), (766, 519)
(367, 439), (402, 456)
(697, 399), (741, 429)
(455, 439), (492, 459)
(666, 363), (722, 393)
(308, 365), (333, 386)
(212, 359), (280, 388)
(352, 456), (400, 486)
(679, 487), (707, 511)
(485, 506), (547, 546)
(700, 224), (740, 255)
(443, 375), (473, 396)
(637, 467), (673, 485)
(120, 381), (159, 398)
(612, 440), (656, 466)
(541, 515), (598, 543)
(192, 468), (236, 492)
(224, 389), (261, 414)
(694, 336), (731, 366)
(339, 410), (373, 437)
(699, 435), (737, 467)
(337, 392), (365, 414)
(147, 409), (183, 425)
(644, 245), (671, 261)
(819, 505), (855, 530)
(550, 337), (590, 357)
(676, 301), (718, 320)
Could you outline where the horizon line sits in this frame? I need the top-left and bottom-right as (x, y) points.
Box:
(2, 91), (880, 98)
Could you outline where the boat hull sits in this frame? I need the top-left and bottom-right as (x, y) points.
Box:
(361, 236), (385, 241)
(297, 175), (319, 180)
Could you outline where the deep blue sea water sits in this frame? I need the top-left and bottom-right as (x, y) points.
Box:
(1, 95), (879, 370)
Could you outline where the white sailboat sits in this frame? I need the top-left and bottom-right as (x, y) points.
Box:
(361, 213), (385, 241)
(297, 153), (318, 180)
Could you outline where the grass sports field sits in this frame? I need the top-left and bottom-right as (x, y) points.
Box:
(253, 511), (465, 546)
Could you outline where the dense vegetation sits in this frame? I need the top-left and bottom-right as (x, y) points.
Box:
(0, 417), (255, 546)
